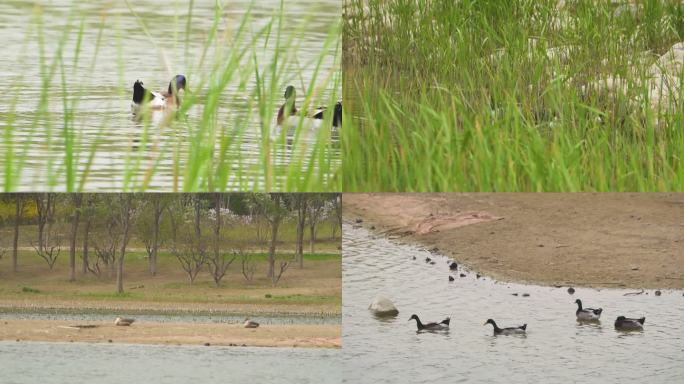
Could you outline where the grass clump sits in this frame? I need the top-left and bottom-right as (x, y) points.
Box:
(343, 0), (684, 191)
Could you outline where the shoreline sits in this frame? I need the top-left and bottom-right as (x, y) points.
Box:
(0, 299), (340, 317)
(0, 319), (340, 348)
(344, 193), (684, 290)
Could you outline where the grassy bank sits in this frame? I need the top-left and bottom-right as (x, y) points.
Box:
(0, 249), (341, 315)
(343, 0), (684, 191)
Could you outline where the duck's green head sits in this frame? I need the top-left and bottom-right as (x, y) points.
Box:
(284, 85), (296, 100)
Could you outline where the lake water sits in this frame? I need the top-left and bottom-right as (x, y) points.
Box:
(0, 0), (341, 191)
(0, 341), (340, 384)
(342, 223), (684, 383)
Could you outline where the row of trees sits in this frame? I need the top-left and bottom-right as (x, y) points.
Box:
(1, 193), (341, 291)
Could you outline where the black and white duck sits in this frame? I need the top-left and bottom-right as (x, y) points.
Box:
(574, 299), (602, 321)
(131, 75), (187, 114)
(614, 316), (645, 331)
(483, 319), (527, 335)
(276, 85), (342, 129)
(409, 314), (450, 331)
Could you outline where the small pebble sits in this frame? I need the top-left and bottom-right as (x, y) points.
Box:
(412, 256), (416, 260)
(370, 225), (375, 230)
(429, 247), (439, 253)
(204, 342), (211, 346)
(355, 218), (363, 223)
(460, 273), (466, 277)
(476, 274), (481, 279)
(448, 276), (455, 282)
(425, 257), (431, 263)
(522, 293), (530, 297)
(512, 293), (519, 296)
(449, 262), (458, 271)
(655, 290), (661, 296)
(108, 339), (113, 343)
(567, 287), (575, 294)
(429, 261), (436, 265)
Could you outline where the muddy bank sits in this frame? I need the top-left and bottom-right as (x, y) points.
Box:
(0, 319), (340, 348)
(344, 193), (684, 289)
(0, 299), (339, 317)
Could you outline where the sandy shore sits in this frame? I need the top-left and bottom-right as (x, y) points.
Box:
(344, 193), (684, 289)
(1, 319), (340, 348)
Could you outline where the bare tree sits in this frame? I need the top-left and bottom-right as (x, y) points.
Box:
(12, 194), (28, 272)
(32, 239), (61, 270)
(207, 193), (236, 286)
(293, 194), (308, 269)
(81, 194), (94, 274)
(307, 195), (325, 254)
(33, 193), (61, 270)
(115, 194), (135, 294)
(34, 193), (57, 254)
(252, 194), (292, 286)
(137, 194), (167, 276)
(68, 194), (83, 282)
(171, 195), (207, 284)
(238, 248), (256, 282)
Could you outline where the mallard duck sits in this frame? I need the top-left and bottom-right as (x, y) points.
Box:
(114, 317), (135, 326)
(243, 318), (259, 328)
(408, 314), (450, 331)
(131, 74), (187, 114)
(483, 319), (527, 335)
(276, 85), (342, 129)
(614, 316), (645, 331)
(575, 299), (602, 321)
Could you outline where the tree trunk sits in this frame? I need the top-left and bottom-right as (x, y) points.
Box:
(68, 195), (82, 282)
(309, 223), (316, 254)
(116, 196), (133, 294)
(151, 196), (162, 276)
(12, 197), (21, 273)
(296, 202), (306, 269)
(82, 214), (91, 274)
(269, 219), (279, 283)
(214, 193), (221, 262)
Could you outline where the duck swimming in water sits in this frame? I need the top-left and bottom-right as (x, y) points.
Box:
(131, 74), (187, 114)
(408, 314), (450, 331)
(574, 299), (603, 321)
(276, 85), (342, 129)
(483, 319), (527, 335)
(614, 316), (645, 331)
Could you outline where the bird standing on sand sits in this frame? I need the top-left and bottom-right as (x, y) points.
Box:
(114, 317), (135, 326)
(244, 319), (259, 328)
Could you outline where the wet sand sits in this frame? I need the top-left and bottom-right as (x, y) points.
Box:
(344, 193), (684, 289)
(1, 319), (340, 348)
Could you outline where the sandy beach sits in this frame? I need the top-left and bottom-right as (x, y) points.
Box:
(1, 319), (340, 348)
(344, 193), (684, 289)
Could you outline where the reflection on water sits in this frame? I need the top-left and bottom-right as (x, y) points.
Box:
(342, 224), (684, 384)
(0, 341), (340, 384)
(0, 0), (340, 191)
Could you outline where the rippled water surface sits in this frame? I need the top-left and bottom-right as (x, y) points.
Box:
(0, 0), (340, 191)
(342, 224), (684, 383)
(0, 341), (340, 383)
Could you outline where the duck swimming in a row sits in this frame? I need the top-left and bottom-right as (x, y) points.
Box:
(483, 319), (527, 335)
(614, 316), (645, 331)
(131, 75), (187, 114)
(277, 85), (342, 129)
(575, 299), (603, 321)
(409, 314), (450, 331)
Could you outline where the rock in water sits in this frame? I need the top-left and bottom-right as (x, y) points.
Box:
(369, 295), (399, 317)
